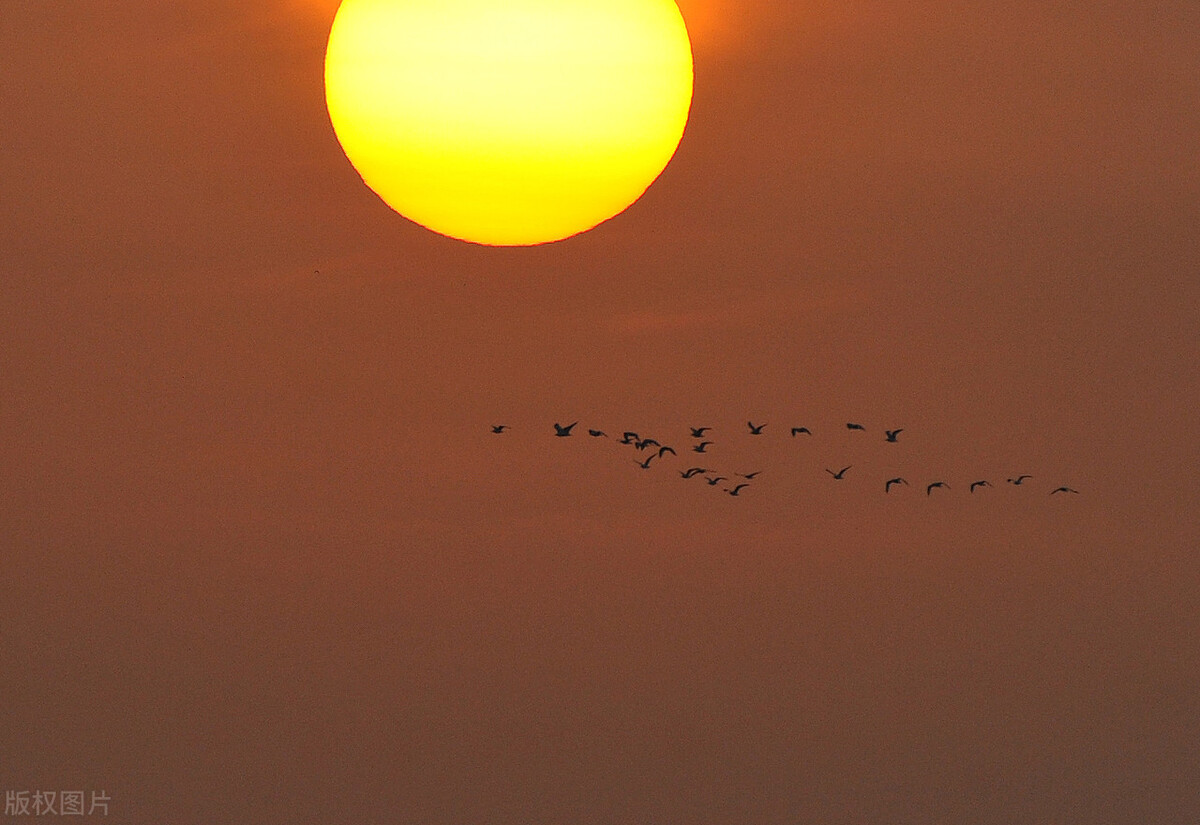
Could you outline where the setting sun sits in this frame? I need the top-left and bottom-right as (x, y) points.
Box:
(324, 0), (693, 246)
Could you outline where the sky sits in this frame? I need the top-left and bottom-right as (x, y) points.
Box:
(2, 1), (1199, 823)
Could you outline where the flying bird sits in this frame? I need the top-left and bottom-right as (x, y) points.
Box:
(620, 431), (639, 444)
(885, 429), (903, 442)
(737, 471), (763, 480)
(1007, 475), (1033, 485)
(692, 441), (713, 453)
(970, 480), (992, 493)
(689, 427), (712, 438)
(846, 422), (866, 431)
(705, 476), (727, 486)
(927, 481), (950, 495)
(747, 421), (766, 435)
(726, 484), (750, 496)
(553, 422), (577, 437)
(588, 429), (607, 438)
(657, 446), (677, 459)
(1050, 486), (1080, 495)
(790, 427), (812, 436)
(635, 438), (660, 452)
(885, 477), (907, 493)
(680, 468), (707, 479)
(634, 456), (656, 469)
(490, 425), (508, 434)
(826, 466), (852, 480)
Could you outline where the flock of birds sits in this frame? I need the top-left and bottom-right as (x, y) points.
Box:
(489, 420), (1080, 499)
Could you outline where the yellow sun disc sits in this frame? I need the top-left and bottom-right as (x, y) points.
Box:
(324, 0), (694, 246)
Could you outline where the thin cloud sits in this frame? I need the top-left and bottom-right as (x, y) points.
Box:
(280, 0), (775, 58)
(604, 284), (872, 337)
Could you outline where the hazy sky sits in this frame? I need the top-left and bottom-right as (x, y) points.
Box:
(2, 2), (1198, 823)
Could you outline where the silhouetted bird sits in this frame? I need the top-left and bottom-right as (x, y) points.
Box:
(1050, 486), (1079, 495)
(737, 471), (763, 480)
(847, 422), (866, 431)
(927, 481), (950, 495)
(705, 476), (727, 486)
(790, 427), (812, 437)
(635, 438), (660, 451)
(747, 421), (766, 435)
(657, 446), (677, 459)
(693, 441), (713, 453)
(1007, 475), (1032, 485)
(826, 466), (852, 480)
(588, 429), (607, 438)
(885, 429), (903, 442)
(680, 468), (707, 479)
(885, 477), (907, 493)
(554, 422), (577, 437)
(620, 432), (639, 444)
(970, 481), (992, 493)
(491, 425), (508, 434)
(690, 427), (712, 438)
(634, 456), (656, 469)
(726, 484), (750, 496)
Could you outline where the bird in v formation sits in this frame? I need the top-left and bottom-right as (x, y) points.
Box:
(487, 421), (1076, 498)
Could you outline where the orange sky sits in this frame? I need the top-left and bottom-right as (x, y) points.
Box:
(2, 2), (1199, 823)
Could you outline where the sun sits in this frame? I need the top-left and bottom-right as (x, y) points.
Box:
(324, 0), (694, 246)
